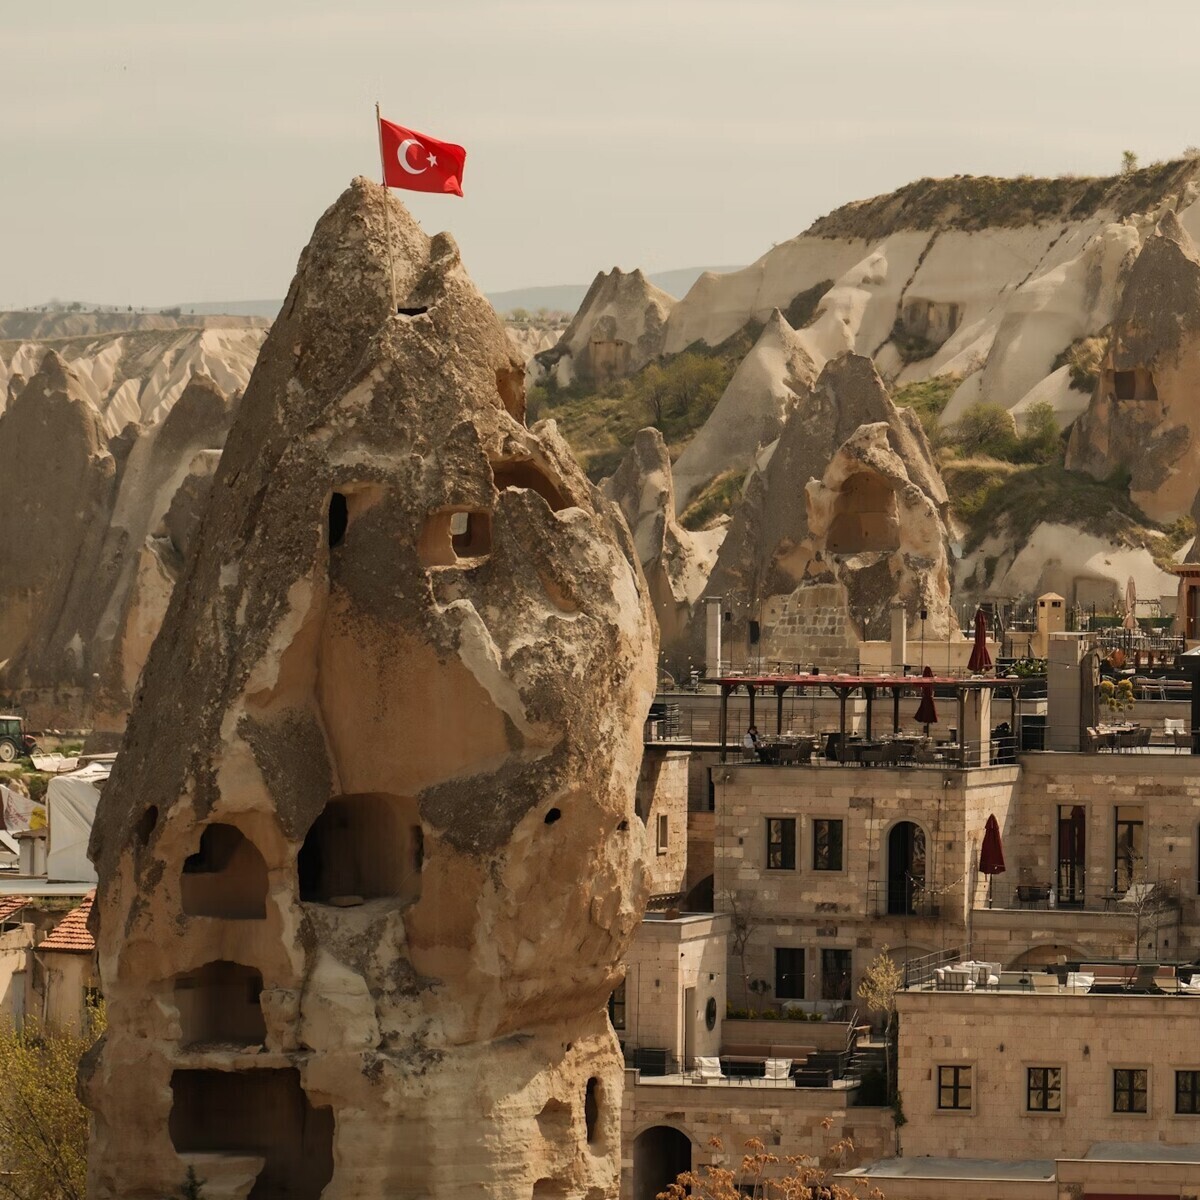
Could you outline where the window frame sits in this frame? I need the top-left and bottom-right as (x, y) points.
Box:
(607, 979), (626, 1031)
(1113, 1066), (1149, 1115)
(936, 1064), (973, 1112)
(656, 813), (669, 855)
(1025, 1066), (1062, 1114)
(819, 947), (853, 1001)
(1176, 1069), (1200, 1115)
(812, 817), (845, 873)
(774, 947), (805, 1000)
(766, 817), (797, 871)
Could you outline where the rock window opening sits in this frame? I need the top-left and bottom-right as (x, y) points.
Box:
(492, 460), (569, 512)
(584, 1077), (599, 1144)
(135, 805), (158, 848)
(169, 1068), (334, 1200)
(418, 509), (493, 566)
(544, 808), (562, 825)
(1114, 370), (1136, 400)
(173, 961), (266, 1048)
(826, 472), (900, 554)
(181, 824), (268, 920)
(1110, 366), (1158, 402)
(298, 794), (423, 905)
(396, 305), (429, 317)
(327, 493), (349, 548)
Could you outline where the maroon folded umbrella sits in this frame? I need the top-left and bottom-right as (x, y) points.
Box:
(980, 813), (1006, 875)
(968, 607), (992, 673)
(914, 664), (937, 726)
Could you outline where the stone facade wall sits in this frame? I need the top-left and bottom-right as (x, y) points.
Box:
(621, 1074), (896, 1200)
(761, 584), (861, 672)
(638, 750), (689, 901)
(713, 763), (1020, 1006)
(621, 915), (728, 1064)
(898, 990), (1200, 1161)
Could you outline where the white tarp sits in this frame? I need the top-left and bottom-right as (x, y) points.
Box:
(45, 762), (110, 883)
(0, 785), (46, 832)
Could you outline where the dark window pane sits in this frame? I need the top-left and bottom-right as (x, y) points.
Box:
(775, 948), (804, 1000)
(766, 818), (796, 871)
(821, 949), (852, 1000)
(814, 819), (844, 871)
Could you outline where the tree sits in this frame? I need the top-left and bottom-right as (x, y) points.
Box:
(948, 402), (1018, 460)
(1015, 401), (1061, 464)
(724, 891), (760, 1010)
(0, 1010), (104, 1200)
(1121, 149), (1138, 176)
(857, 946), (903, 1107)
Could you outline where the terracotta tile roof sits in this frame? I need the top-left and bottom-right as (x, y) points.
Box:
(0, 897), (31, 925)
(39, 891), (95, 953)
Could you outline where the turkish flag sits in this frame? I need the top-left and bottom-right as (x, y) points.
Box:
(378, 117), (466, 197)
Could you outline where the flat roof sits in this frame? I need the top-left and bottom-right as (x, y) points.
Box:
(841, 1156), (1055, 1181)
(1083, 1141), (1200, 1162)
(0, 878), (95, 897)
(715, 673), (1024, 690)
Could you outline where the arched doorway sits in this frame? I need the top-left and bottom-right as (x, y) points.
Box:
(887, 822), (926, 915)
(633, 1126), (691, 1200)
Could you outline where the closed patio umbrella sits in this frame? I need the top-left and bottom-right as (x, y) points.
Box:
(980, 812), (1006, 907)
(914, 664), (937, 729)
(1122, 576), (1137, 632)
(967, 607), (992, 673)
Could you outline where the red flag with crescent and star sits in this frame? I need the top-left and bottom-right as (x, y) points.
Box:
(378, 116), (466, 197)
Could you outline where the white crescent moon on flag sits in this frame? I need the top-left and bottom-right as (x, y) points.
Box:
(397, 139), (428, 175)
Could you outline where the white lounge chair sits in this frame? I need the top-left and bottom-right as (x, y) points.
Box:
(692, 1056), (725, 1084)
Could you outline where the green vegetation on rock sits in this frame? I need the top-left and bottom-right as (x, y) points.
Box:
(528, 327), (757, 482)
(680, 469), (742, 531)
(891, 375), (959, 436)
(806, 159), (1197, 239)
(1051, 332), (1107, 393)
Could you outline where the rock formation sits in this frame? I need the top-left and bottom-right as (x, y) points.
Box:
(84, 178), (657, 1200)
(702, 353), (954, 670)
(670, 310), (818, 513)
(1067, 211), (1200, 521)
(603, 428), (724, 670)
(536, 268), (674, 387)
(0, 308), (266, 342)
(0, 328), (263, 728)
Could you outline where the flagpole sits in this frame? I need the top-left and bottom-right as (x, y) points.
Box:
(375, 101), (399, 313)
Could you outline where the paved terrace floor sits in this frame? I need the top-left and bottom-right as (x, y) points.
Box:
(840, 1157), (1055, 1181)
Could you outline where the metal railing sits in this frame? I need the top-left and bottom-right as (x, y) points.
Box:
(865, 879), (952, 920)
(902, 947), (962, 989)
(980, 874), (1182, 916)
(625, 1048), (852, 1088)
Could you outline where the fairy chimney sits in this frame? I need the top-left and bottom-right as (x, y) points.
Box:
(82, 178), (657, 1200)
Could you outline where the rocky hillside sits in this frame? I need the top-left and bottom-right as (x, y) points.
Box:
(536, 160), (1200, 643)
(0, 309), (266, 340)
(0, 325), (266, 732)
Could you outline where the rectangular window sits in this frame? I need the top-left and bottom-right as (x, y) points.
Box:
(1177, 1070), (1200, 1114)
(766, 818), (796, 871)
(656, 813), (668, 854)
(1027, 1067), (1061, 1112)
(937, 1065), (972, 1110)
(1114, 1068), (1148, 1113)
(1114, 805), (1145, 892)
(775, 948), (804, 1000)
(821, 949), (852, 1001)
(813, 819), (844, 871)
(608, 980), (626, 1031)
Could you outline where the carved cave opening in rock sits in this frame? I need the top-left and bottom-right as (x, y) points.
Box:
(181, 824), (268, 920)
(1110, 366), (1158, 403)
(826, 472), (900, 554)
(633, 1125), (692, 1200)
(298, 793), (423, 904)
(417, 508), (493, 566)
(492, 460), (569, 512)
(584, 1077), (599, 1144)
(327, 493), (348, 548)
(173, 961), (266, 1048)
(135, 805), (158, 848)
(169, 1068), (333, 1200)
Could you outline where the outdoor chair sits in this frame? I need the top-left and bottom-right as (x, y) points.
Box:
(692, 1056), (725, 1084)
(1175, 730), (1192, 752)
(763, 1058), (792, 1082)
(1136, 726), (1152, 751)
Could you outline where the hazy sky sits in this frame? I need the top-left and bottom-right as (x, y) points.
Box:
(5, 1), (1200, 307)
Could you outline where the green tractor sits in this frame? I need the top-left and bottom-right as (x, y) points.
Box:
(0, 716), (37, 763)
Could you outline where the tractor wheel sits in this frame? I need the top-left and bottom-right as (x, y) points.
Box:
(0, 741), (15, 763)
